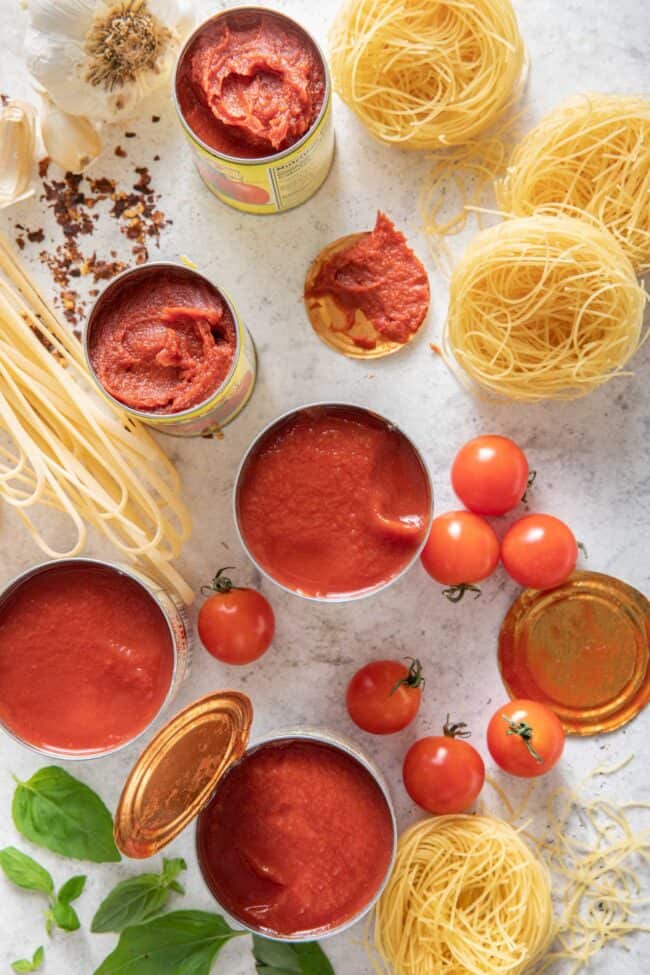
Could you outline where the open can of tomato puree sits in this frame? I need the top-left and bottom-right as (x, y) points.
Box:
(233, 403), (434, 600)
(114, 692), (397, 941)
(173, 7), (334, 213)
(0, 558), (192, 760)
(84, 262), (256, 437)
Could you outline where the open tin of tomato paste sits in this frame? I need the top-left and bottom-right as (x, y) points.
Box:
(173, 7), (335, 214)
(84, 262), (256, 438)
(0, 558), (192, 760)
(114, 693), (397, 941)
(233, 402), (434, 601)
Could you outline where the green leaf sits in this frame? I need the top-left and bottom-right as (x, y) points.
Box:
(50, 899), (80, 932)
(57, 874), (87, 904)
(0, 847), (53, 895)
(91, 859), (188, 933)
(93, 910), (246, 975)
(11, 946), (44, 972)
(12, 767), (120, 862)
(253, 937), (335, 975)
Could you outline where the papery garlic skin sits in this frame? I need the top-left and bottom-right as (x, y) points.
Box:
(25, 0), (195, 122)
(40, 96), (102, 172)
(0, 100), (37, 209)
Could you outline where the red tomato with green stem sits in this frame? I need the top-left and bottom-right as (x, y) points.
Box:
(346, 658), (424, 734)
(198, 567), (275, 665)
(501, 514), (579, 590)
(403, 718), (485, 814)
(420, 511), (500, 602)
(487, 699), (565, 777)
(451, 435), (532, 515)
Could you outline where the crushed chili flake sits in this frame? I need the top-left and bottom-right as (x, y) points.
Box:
(16, 161), (171, 330)
(125, 131), (136, 138)
(114, 146), (127, 158)
(152, 115), (160, 123)
(38, 157), (50, 179)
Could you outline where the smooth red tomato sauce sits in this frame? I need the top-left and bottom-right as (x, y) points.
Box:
(305, 212), (430, 349)
(197, 738), (394, 936)
(236, 406), (431, 597)
(0, 564), (174, 753)
(176, 10), (326, 159)
(88, 267), (236, 414)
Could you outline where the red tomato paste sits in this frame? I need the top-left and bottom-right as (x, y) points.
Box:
(176, 10), (326, 159)
(236, 405), (431, 597)
(88, 267), (236, 414)
(197, 738), (394, 936)
(0, 563), (174, 753)
(305, 213), (430, 349)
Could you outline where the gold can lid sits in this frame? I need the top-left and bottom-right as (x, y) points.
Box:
(498, 571), (650, 736)
(304, 233), (426, 359)
(114, 691), (253, 858)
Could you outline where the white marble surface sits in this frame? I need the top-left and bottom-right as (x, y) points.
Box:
(1, 1), (649, 973)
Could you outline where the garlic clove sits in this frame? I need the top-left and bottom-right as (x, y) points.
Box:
(0, 99), (37, 209)
(40, 96), (102, 173)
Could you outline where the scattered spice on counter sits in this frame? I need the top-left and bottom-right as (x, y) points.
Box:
(13, 161), (171, 329)
(114, 145), (127, 157)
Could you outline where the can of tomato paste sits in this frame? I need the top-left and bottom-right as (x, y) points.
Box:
(84, 262), (256, 438)
(233, 402), (434, 602)
(173, 7), (335, 214)
(112, 692), (397, 941)
(0, 558), (192, 761)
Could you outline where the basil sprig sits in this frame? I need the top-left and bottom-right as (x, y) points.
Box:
(93, 910), (247, 975)
(91, 857), (187, 933)
(11, 945), (44, 973)
(253, 936), (335, 975)
(12, 767), (120, 862)
(0, 846), (86, 934)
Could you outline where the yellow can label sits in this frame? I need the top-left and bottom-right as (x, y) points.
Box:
(185, 95), (334, 214)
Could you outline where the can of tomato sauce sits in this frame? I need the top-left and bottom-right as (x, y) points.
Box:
(173, 7), (334, 214)
(114, 693), (397, 941)
(0, 558), (192, 760)
(84, 262), (256, 438)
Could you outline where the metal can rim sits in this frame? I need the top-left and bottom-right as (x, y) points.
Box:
(232, 401), (434, 602)
(83, 261), (244, 423)
(172, 5), (332, 166)
(194, 726), (397, 942)
(0, 557), (185, 761)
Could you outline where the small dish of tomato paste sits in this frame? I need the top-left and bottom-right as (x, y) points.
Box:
(234, 403), (433, 600)
(0, 559), (186, 758)
(196, 734), (396, 938)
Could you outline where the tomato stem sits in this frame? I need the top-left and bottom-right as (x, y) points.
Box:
(390, 658), (425, 695)
(522, 469), (537, 503)
(201, 566), (237, 596)
(578, 541), (588, 559)
(443, 715), (472, 739)
(442, 583), (482, 603)
(502, 715), (543, 762)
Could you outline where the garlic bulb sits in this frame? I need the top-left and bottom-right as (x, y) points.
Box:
(0, 100), (37, 209)
(40, 95), (102, 172)
(25, 0), (195, 122)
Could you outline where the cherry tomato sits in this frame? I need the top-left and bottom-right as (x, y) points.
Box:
(487, 699), (564, 777)
(420, 511), (500, 601)
(451, 435), (530, 516)
(501, 514), (577, 590)
(403, 719), (485, 814)
(198, 568), (275, 665)
(346, 658), (424, 734)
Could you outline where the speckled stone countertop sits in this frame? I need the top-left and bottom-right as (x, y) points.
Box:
(0, 1), (648, 973)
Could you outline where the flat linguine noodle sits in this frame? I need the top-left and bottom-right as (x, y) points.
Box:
(496, 93), (650, 273)
(329, 0), (525, 150)
(444, 214), (647, 400)
(0, 236), (194, 603)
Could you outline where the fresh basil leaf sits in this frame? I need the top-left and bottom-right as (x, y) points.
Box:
(0, 847), (53, 895)
(253, 937), (335, 975)
(12, 767), (120, 862)
(11, 946), (44, 973)
(57, 874), (87, 904)
(91, 858), (187, 933)
(50, 899), (80, 932)
(93, 910), (246, 975)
